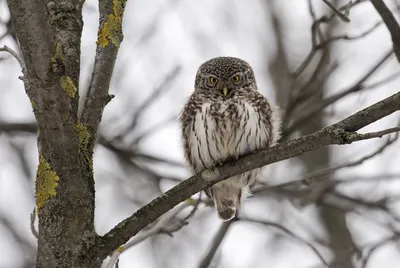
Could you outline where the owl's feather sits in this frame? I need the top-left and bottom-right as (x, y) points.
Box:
(180, 57), (280, 221)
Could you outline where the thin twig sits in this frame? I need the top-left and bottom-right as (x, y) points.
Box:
(240, 216), (330, 267)
(364, 71), (400, 90)
(161, 194), (203, 236)
(360, 234), (400, 268)
(323, 21), (382, 43)
(285, 49), (393, 136)
(370, 0), (400, 62)
(198, 221), (233, 268)
(80, 0), (128, 153)
(0, 45), (24, 69)
(0, 45), (27, 79)
(30, 208), (38, 238)
(355, 126), (400, 140)
(103, 202), (191, 268)
(253, 131), (398, 203)
(115, 65), (182, 141)
(322, 0), (351, 22)
(131, 114), (177, 145)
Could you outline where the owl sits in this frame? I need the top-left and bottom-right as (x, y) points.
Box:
(180, 57), (280, 221)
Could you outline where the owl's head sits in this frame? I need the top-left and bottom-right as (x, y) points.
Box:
(194, 57), (257, 97)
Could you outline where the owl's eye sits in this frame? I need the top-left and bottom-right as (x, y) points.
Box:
(209, 77), (218, 84)
(232, 75), (240, 83)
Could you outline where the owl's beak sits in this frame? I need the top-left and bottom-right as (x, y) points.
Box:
(223, 87), (229, 96)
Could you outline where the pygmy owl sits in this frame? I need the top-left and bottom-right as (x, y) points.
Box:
(180, 57), (280, 221)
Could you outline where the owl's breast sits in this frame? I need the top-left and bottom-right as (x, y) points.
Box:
(209, 100), (268, 158)
(184, 100), (270, 172)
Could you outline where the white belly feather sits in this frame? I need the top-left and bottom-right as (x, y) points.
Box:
(188, 101), (271, 188)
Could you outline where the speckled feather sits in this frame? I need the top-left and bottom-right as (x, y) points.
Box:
(180, 57), (280, 221)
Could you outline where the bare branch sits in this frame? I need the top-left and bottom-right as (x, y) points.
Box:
(0, 121), (36, 133)
(239, 216), (330, 267)
(116, 65), (182, 141)
(104, 202), (191, 268)
(322, 0), (351, 22)
(0, 45), (25, 71)
(198, 221), (233, 268)
(370, 0), (400, 62)
(30, 208), (38, 239)
(93, 91), (400, 259)
(254, 131), (398, 202)
(323, 21), (382, 43)
(132, 114), (177, 145)
(364, 71), (400, 90)
(354, 126), (400, 140)
(360, 234), (400, 268)
(285, 49), (393, 135)
(80, 0), (127, 153)
(293, 0), (364, 77)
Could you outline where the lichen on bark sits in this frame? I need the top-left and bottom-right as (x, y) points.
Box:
(60, 76), (77, 98)
(36, 155), (60, 212)
(51, 43), (65, 73)
(97, 0), (127, 48)
(76, 121), (93, 171)
(76, 121), (90, 148)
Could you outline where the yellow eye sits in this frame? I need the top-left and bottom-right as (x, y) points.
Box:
(209, 77), (218, 84)
(232, 75), (240, 82)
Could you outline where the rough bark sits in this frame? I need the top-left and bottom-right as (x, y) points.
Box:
(6, 0), (96, 267)
(6, 0), (126, 267)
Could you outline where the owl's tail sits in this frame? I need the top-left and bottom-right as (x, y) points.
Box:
(212, 185), (243, 221)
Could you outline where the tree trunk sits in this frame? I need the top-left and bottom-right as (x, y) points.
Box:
(6, 0), (105, 266)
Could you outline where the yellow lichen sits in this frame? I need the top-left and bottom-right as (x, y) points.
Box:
(54, 43), (63, 59)
(113, 0), (126, 16)
(76, 121), (93, 172)
(51, 43), (65, 72)
(76, 121), (90, 148)
(63, 112), (69, 121)
(31, 100), (36, 110)
(60, 76), (77, 98)
(117, 246), (125, 253)
(185, 198), (197, 206)
(97, 0), (126, 48)
(36, 155), (60, 212)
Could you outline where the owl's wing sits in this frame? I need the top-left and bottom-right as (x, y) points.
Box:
(179, 93), (201, 172)
(252, 91), (281, 147)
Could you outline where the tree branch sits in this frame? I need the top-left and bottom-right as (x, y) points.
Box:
(284, 49), (393, 136)
(80, 0), (127, 153)
(198, 221), (233, 268)
(6, 1), (93, 266)
(322, 0), (351, 22)
(0, 45), (26, 72)
(239, 216), (330, 267)
(370, 0), (400, 62)
(93, 91), (400, 259)
(103, 202), (191, 268)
